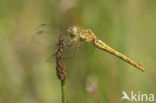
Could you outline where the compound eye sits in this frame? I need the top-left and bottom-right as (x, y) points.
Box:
(68, 26), (79, 38)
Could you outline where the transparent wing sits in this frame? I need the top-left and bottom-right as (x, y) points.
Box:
(62, 40), (95, 65)
(31, 24), (61, 62)
(33, 24), (62, 45)
(31, 24), (95, 64)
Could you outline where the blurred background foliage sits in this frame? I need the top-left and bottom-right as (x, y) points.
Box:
(0, 0), (156, 103)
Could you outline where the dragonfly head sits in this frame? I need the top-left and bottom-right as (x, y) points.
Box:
(68, 25), (79, 38)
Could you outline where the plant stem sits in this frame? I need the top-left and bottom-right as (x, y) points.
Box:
(61, 80), (67, 103)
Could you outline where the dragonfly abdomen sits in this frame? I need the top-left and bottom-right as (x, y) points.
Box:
(94, 39), (145, 72)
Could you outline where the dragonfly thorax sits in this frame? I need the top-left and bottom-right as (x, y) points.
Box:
(68, 26), (96, 43)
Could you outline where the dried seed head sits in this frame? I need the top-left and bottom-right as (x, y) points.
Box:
(56, 34), (67, 81)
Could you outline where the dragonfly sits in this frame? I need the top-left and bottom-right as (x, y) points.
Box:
(67, 26), (145, 72)
(33, 24), (144, 72)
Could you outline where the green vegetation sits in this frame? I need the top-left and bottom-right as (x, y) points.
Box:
(0, 0), (156, 103)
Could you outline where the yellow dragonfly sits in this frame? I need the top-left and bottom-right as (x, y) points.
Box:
(68, 26), (145, 72)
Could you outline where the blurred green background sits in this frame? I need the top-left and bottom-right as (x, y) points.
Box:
(0, 0), (156, 103)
